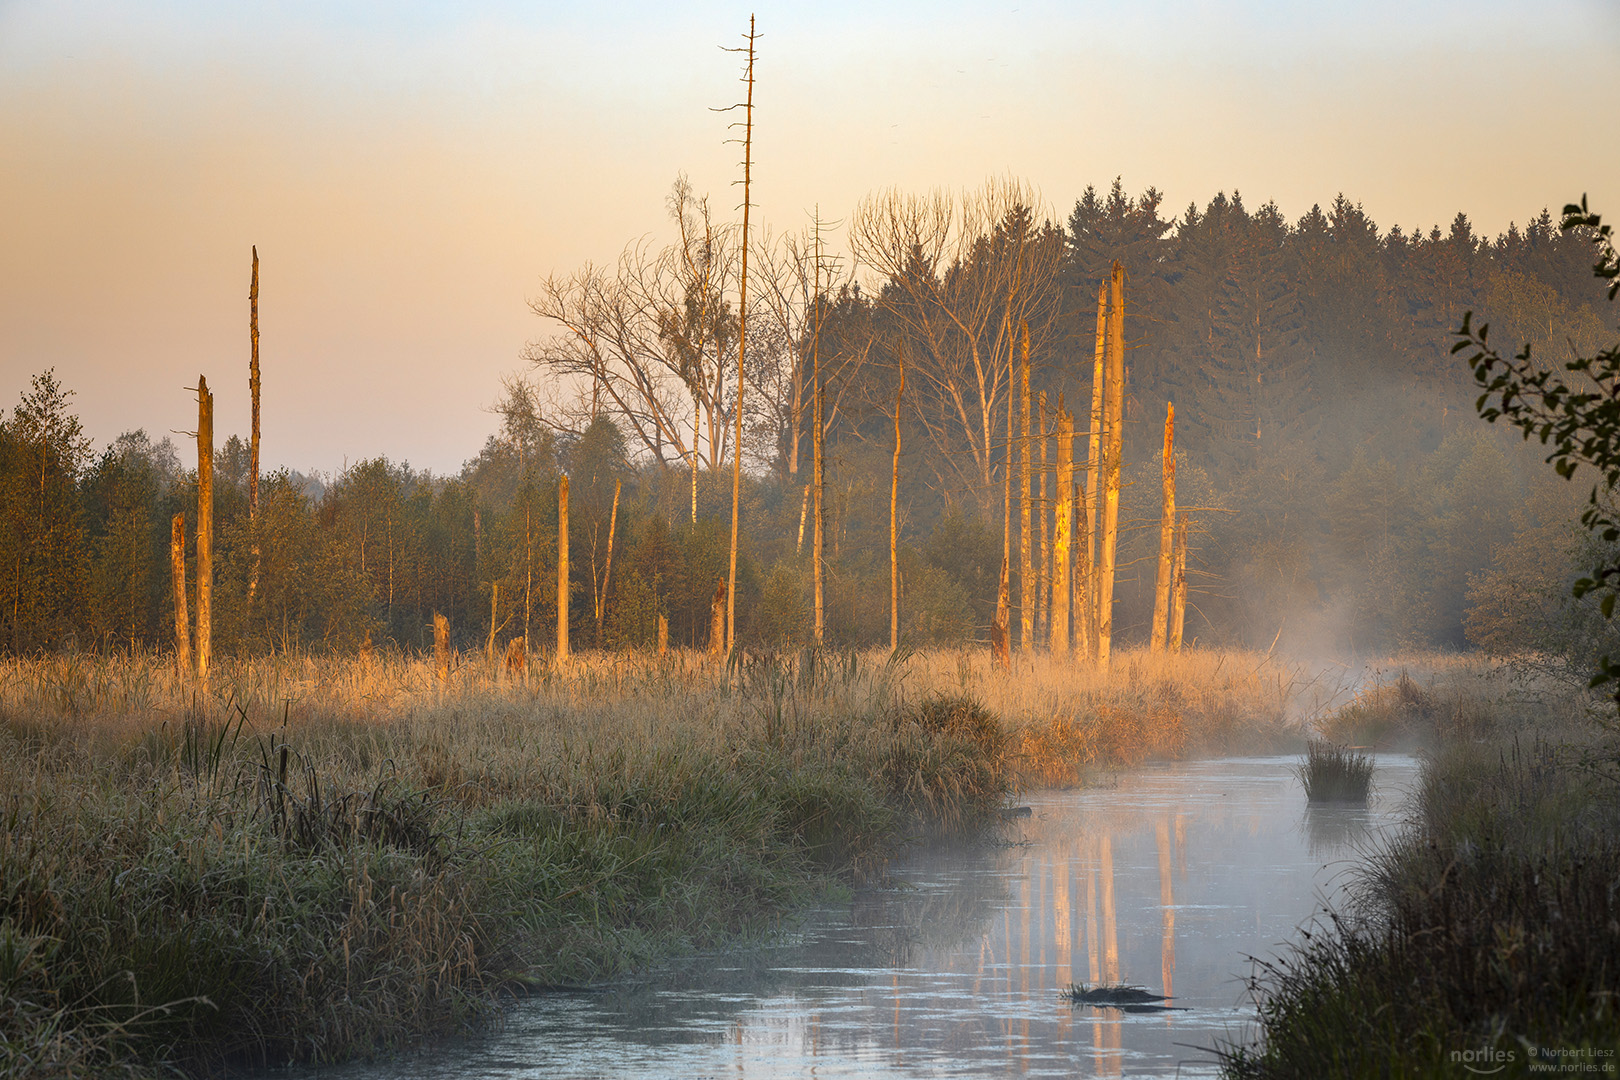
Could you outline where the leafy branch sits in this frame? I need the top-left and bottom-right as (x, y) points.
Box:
(1453, 195), (1620, 694)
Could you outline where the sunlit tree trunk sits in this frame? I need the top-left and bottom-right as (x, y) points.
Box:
(1052, 405), (1073, 656)
(890, 351), (905, 650)
(1097, 263), (1125, 669)
(596, 479), (621, 645)
(726, 16), (757, 654)
(991, 556), (1010, 671)
(709, 581), (727, 659)
(1151, 402), (1177, 652)
(810, 215), (829, 648)
(556, 476), (569, 662)
(195, 376), (213, 684)
(248, 247), (261, 608)
(1003, 318), (1013, 626)
(1038, 390), (1049, 647)
(1074, 480), (1092, 660)
(523, 506), (533, 646)
(1085, 281), (1107, 659)
(171, 511), (190, 677)
(487, 582), (500, 666)
(1018, 321), (1032, 652)
(1170, 514), (1189, 653)
(433, 612), (450, 686)
(796, 484), (809, 554)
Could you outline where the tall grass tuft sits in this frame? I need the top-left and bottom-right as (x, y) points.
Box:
(1295, 740), (1374, 804)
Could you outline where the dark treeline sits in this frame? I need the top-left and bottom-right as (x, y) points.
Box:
(2, 180), (1610, 659)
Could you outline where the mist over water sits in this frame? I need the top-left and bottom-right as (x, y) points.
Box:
(302, 755), (1418, 1079)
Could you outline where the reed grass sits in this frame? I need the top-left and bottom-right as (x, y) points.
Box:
(1295, 741), (1374, 804)
(0, 644), (1309, 1076)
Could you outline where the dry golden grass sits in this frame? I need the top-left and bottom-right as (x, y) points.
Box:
(1310, 653), (1603, 750)
(0, 644), (1335, 789)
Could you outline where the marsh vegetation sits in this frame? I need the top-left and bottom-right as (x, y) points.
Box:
(0, 644), (1318, 1076)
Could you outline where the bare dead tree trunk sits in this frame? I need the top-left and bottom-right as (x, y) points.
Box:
(1003, 320), (1013, 621)
(434, 612), (450, 686)
(596, 478), (621, 645)
(523, 506), (533, 646)
(1151, 402), (1177, 652)
(890, 350), (905, 650)
(248, 247), (261, 607)
(1170, 514), (1189, 653)
(1097, 264), (1125, 669)
(557, 476), (570, 663)
(796, 483), (809, 554)
(1038, 389), (1049, 647)
(657, 613), (669, 656)
(725, 15), (758, 655)
(487, 582), (500, 665)
(195, 376), (213, 685)
(710, 580), (727, 659)
(1085, 281), (1107, 658)
(504, 635), (526, 677)
(812, 227), (826, 649)
(991, 555), (1011, 671)
(1018, 321), (1032, 652)
(1075, 481), (1093, 661)
(1052, 405), (1073, 656)
(171, 512), (190, 677)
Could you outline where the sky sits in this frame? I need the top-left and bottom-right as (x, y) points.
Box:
(2, 0), (1617, 477)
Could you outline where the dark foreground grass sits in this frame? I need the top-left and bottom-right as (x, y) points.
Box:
(1295, 740), (1374, 804)
(1223, 730), (1620, 1079)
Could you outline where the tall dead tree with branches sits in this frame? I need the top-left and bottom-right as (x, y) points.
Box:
(194, 376), (213, 684)
(248, 247), (261, 607)
(719, 15), (757, 653)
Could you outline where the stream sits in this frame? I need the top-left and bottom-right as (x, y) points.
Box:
(303, 754), (1419, 1079)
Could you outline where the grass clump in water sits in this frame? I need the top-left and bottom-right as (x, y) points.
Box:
(1295, 740), (1374, 804)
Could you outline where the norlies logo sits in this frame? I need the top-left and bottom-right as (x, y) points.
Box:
(1452, 1047), (1516, 1075)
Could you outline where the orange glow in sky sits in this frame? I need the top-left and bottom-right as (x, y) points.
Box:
(3, 1), (1616, 473)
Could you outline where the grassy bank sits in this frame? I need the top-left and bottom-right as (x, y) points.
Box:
(0, 645), (1306, 1077)
(1224, 675), (1620, 1078)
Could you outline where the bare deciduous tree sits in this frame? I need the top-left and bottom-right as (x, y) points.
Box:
(526, 179), (743, 475)
(849, 178), (1063, 513)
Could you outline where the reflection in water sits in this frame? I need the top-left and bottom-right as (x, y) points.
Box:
(1304, 802), (1377, 857)
(1157, 817), (1176, 999)
(299, 756), (1417, 1080)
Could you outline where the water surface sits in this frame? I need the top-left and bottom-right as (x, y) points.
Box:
(312, 754), (1418, 1079)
